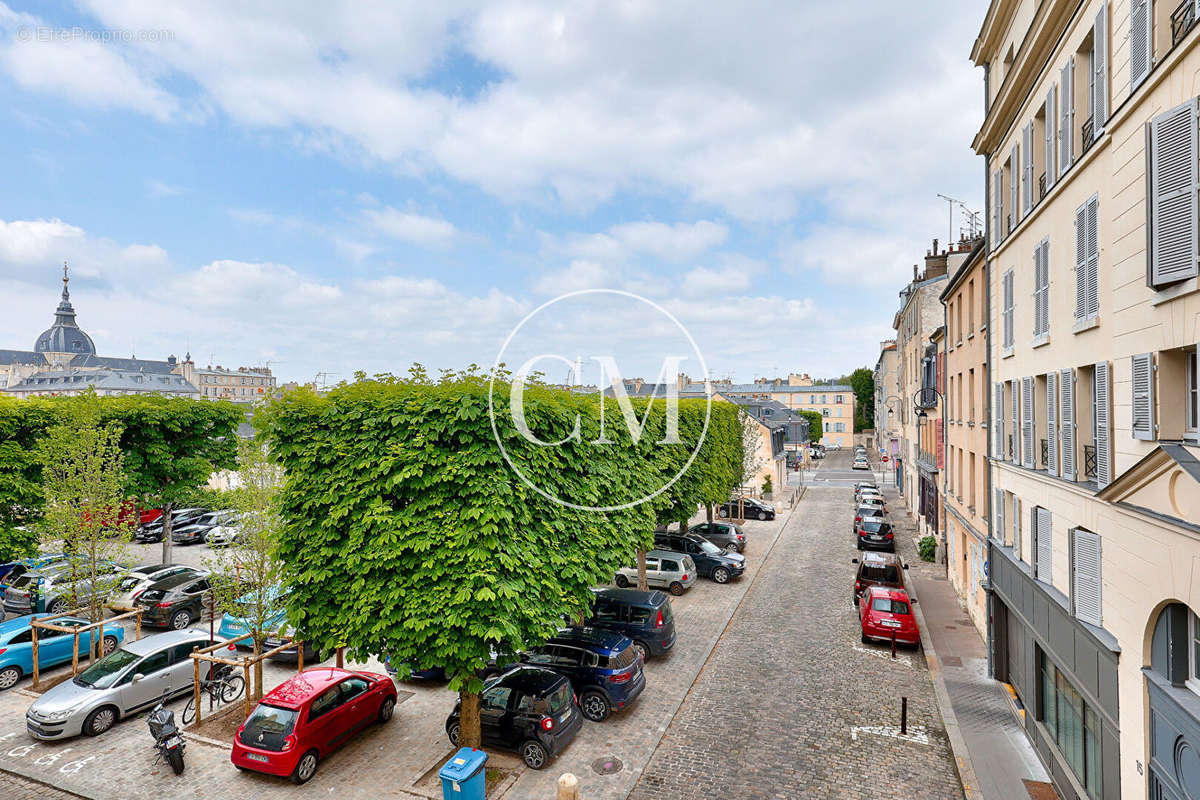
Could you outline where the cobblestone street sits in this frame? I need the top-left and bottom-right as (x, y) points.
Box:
(630, 458), (964, 800)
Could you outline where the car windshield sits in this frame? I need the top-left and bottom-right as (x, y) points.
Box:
(546, 681), (572, 714)
(695, 539), (722, 555)
(861, 565), (900, 583)
(606, 646), (637, 669)
(871, 598), (910, 615)
(239, 704), (297, 751)
(74, 648), (140, 689)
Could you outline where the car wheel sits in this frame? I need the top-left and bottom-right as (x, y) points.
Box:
(169, 609), (192, 630)
(757, 510), (767, 520)
(47, 599), (66, 614)
(447, 721), (461, 747)
(521, 740), (549, 770)
(614, 574), (630, 588)
(84, 705), (117, 736)
(101, 635), (119, 655)
(668, 581), (685, 596)
(723, 542), (739, 554)
(0, 666), (21, 690)
(632, 641), (650, 662)
(861, 632), (870, 645)
(291, 750), (319, 784)
(378, 696), (396, 724)
(712, 567), (730, 584)
(580, 690), (610, 722)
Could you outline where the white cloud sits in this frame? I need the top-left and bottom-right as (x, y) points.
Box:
(0, 218), (85, 264)
(146, 179), (184, 198)
(362, 207), (457, 247)
(531, 260), (615, 296)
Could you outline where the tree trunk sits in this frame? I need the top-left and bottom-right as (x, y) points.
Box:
(706, 504), (713, 523)
(459, 689), (482, 749)
(160, 503), (174, 565)
(253, 637), (264, 701)
(636, 548), (647, 592)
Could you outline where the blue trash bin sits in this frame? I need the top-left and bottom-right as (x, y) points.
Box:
(438, 747), (488, 800)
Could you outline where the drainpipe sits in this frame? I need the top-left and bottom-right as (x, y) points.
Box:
(982, 61), (996, 680)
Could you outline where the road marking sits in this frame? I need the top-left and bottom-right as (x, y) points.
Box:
(851, 644), (917, 668)
(850, 725), (932, 746)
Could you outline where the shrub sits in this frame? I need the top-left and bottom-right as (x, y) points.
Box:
(918, 535), (937, 562)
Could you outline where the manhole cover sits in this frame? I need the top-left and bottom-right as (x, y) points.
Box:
(592, 757), (623, 775)
(941, 656), (963, 667)
(944, 625), (957, 630)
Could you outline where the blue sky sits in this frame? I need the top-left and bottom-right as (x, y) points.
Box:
(0, 1), (984, 385)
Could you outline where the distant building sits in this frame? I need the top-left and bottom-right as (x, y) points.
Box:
(174, 357), (276, 404)
(677, 381), (856, 449)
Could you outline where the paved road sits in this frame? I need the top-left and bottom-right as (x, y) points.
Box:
(630, 454), (964, 800)
(0, 771), (85, 799)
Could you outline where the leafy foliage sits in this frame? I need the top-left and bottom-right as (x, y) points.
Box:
(918, 535), (937, 562)
(796, 409), (823, 443)
(0, 397), (54, 561)
(844, 367), (875, 432)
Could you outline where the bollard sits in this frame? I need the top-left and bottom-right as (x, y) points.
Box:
(557, 772), (580, 800)
(890, 631), (896, 658)
(900, 696), (908, 735)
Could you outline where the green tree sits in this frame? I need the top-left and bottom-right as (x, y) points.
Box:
(845, 367), (875, 433)
(796, 409), (823, 443)
(0, 397), (54, 561)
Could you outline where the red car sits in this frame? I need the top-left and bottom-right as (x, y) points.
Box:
(231, 667), (398, 784)
(858, 586), (920, 647)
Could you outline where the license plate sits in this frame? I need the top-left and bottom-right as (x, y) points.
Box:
(165, 736), (183, 748)
(246, 753), (270, 763)
(881, 620), (901, 628)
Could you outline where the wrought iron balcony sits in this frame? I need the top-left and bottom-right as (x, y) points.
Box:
(1007, 434), (1014, 460)
(1084, 445), (1097, 480)
(1081, 116), (1094, 154)
(1040, 439), (1048, 467)
(1174, 0), (1197, 46)
(1038, 172), (1046, 201)
(915, 387), (939, 410)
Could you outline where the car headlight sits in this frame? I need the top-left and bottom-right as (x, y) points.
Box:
(39, 704), (83, 722)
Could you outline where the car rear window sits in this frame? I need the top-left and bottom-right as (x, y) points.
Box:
(606, 646), (637, 669)
(10, 574), (35, 589)
(861, 565), (900, 583)
(546, 681), (572, 714)
(239, 704), (297, 751)
(871, 598), (911, 615)
(860, 521), (888, 533)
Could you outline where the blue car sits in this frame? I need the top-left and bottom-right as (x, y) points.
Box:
(0, 555), (67, 590)
(217, 586), (288, 646)
(510, 627), (646, 722)
(0, 614), (124, 690)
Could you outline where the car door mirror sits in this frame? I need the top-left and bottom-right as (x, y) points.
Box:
(131, 673), (145, 683)
(903, 564), (909, 570)
(851, 558), (859, 564)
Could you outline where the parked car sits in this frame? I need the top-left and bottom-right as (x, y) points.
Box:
(853, 505), (886, 530)
(583, 588), (676, 661)
(859, 586), (920, 647)
(513, 628), (645, 722)
(614, 549), (695, 595)
(4, 561), (129, 616)
(653, 533), (745, 584)
(0, 614), (124, 691)
(827, 442), (841, 450)
(852, 458), (870, 470)
(851, 552), (908, 606)
(135, 507), (205, 543)
(218, 585), (288, 645)
(106, 564), (203, 612)
(855, 519), (896, 552)
(808, 448), (824, 459)
(172, 510), (236, 546)
(262, 623), (324, 664)
(446, 666), (582, 769)
(0, 554), (67, 589)
(25, 629), (225, 740)
(858, 496), (887, 514)
(205, 519), (243, 548)
(231, 666), (397, 784)
(135, 572), (213, 629)
(687, 521), (746, 553)
(853, 481), (878, 496)
(719, 497), (776, 521)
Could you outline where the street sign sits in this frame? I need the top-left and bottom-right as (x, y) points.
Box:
(882, 455), (889, 462)
(983, 560), (989, 578)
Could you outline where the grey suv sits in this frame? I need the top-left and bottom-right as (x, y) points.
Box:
(687, 521), (746, 553)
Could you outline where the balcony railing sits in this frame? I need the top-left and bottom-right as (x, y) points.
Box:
(1040, 439), (1048, 467)
(1084, 445), (1097, 480)
(916, 387), (939, 410)
(1038, 172), (1046, 201)
(1173, 0), (1197, 46)
(1007, 434), (1014, 461)
(1081, 116), (1095, 154)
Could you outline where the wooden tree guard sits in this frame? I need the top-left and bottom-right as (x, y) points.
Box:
(188, 631), (304, 725)
(30, 607), (144, 689)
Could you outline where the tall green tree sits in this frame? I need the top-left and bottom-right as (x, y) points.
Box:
(796, 409), (823, 443)
(0, 398), (54, 561)
(845, 367), (875, 432)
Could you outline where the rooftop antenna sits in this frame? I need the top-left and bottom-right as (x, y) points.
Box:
(936, 193), (964, 249)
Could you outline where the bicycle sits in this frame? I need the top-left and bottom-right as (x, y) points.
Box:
(181, 667), (246, 725)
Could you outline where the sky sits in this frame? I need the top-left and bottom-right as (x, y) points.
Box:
(0, 1), (986, 386)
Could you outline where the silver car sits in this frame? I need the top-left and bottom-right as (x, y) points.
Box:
(615, 549), (697, 596)
(25, 628), (224, 740)
(106, 564), (204, 611)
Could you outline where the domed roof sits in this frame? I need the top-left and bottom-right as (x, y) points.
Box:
(33, 264), (96, 356)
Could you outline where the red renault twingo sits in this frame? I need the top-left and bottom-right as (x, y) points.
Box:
(232, 667), (398, 784)
(858, 586), (920, 647)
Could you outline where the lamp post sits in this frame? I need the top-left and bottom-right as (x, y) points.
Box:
(880, 395), (902, 486)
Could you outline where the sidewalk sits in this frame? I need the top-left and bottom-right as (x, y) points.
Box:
(889, 490), (1057, 800)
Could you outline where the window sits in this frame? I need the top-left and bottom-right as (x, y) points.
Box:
(1071, 528), (1102, 626)
(340, 677), (370, 701)
(970, 452), (977, 509)
(1061, 368), (1077, 480)
(136, 651), (170, 676)
(1059, 58), (1075, 176)
(993, 167), (1004, 246)
(1034, 506), (1052, 583)
(1148, 99), (1200, 288)
(481, 686), (513, 711)
(1034, 238), (1050, 339)
(1002, 269), (1015, 350)
(1022, 376), (1035, 469)
(1188, 611), (1200, 693)
(835, 423), (845, 433)
(994, 383), (1005, 457)
(822, 408), (830, 417)
(1074, 196), (1099, 322)
(993, 488), (1004, 543)
(968, 369), (975, 422)
(1131, 0), (1151, 88)
(1188, 348), (1199, 440)
(1039, 652), (1103, 798)
(836, 395), (844, 403)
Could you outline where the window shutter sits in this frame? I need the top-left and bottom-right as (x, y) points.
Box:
(1149, 99), (1200, 287)
(1035, 507), (1053, 582)
(1023, 122), (1034, 215)
(1095, 361), (1112, 486)
(1011, 378), (1020, 463)
(1131, 352), (1156, 440)
(1013, 496), (1022, 557)
(994, 488), (1005, 543)
(993, 168), (1003, 246)
(936, 418), (944, 470)
(1003, 270), (1014, 348)
(1086, 196), (1099, 318)
(1072, 529), (1102, 626)
(1130, 0), (1151, 89)
(1010, 143), (1019, 231)
(1093, 3), (1108, 131)
(994, 382), (1005, 456)
(1061, 368), (1076, 480)
(1047, 370), (1059, 477)
(1060, 59), (1074, 175)
(1045, 85), (1057, 193)
(1022, 376), (1035, 468)
(1034, 238), (1050, 336)
(1075, 203), (1088, 320)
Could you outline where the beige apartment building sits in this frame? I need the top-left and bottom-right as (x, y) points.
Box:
(174, 356), (277, 404)
(974, 1), (1200, 798)
(941, 241), (990, 636)
(874, 340), (900, 472)
(679, 377), (857, 449)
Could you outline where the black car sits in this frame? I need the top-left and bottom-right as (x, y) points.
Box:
(445, 666), (582, 769)
(138, 508), (206, 544)
(135, 573), (212, 629)
(515, 628), (645, 722)
(719, 498), (775, 521)
(687, 521), (745, 553)
(171, 510), (235, 545)
(653, 532), (745, 583)
(584, 588), (676, 661)
(855, 519), (895, 552)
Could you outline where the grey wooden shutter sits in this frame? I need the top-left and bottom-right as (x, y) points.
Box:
(1149, 99), (1200, 287)
(994, 488), (1005, 543)
(1003, 270), (1014, 348)
(1047, 370), (1059, 477)
(1130, 0), (1151, 89)
(1086, 197), (1099, 318)
(1023, 123), (1034, 215)
(1061, 368), (1076, 480)
(1035, 507), (1053, 581)
(1093, 3), (1109, 130)
(1013, 496), (1022, 556)
(993, 168), (1003, 246)
(1132, 352), (1156, 440)
(1010, 144), (1019, 231)
(1045, 85), (1057, 193)
(1022, 376), (1035, 468)
(1095, 361), (1112, 486)
(1075, 203), (1088, 320)
(1072, 529), (1102, 626)
(1034, 239), (1050, 335)
(1011, 379), (1020, 463)
(994, 382), (1005, 456)
(1060, 59), (1074, 175)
